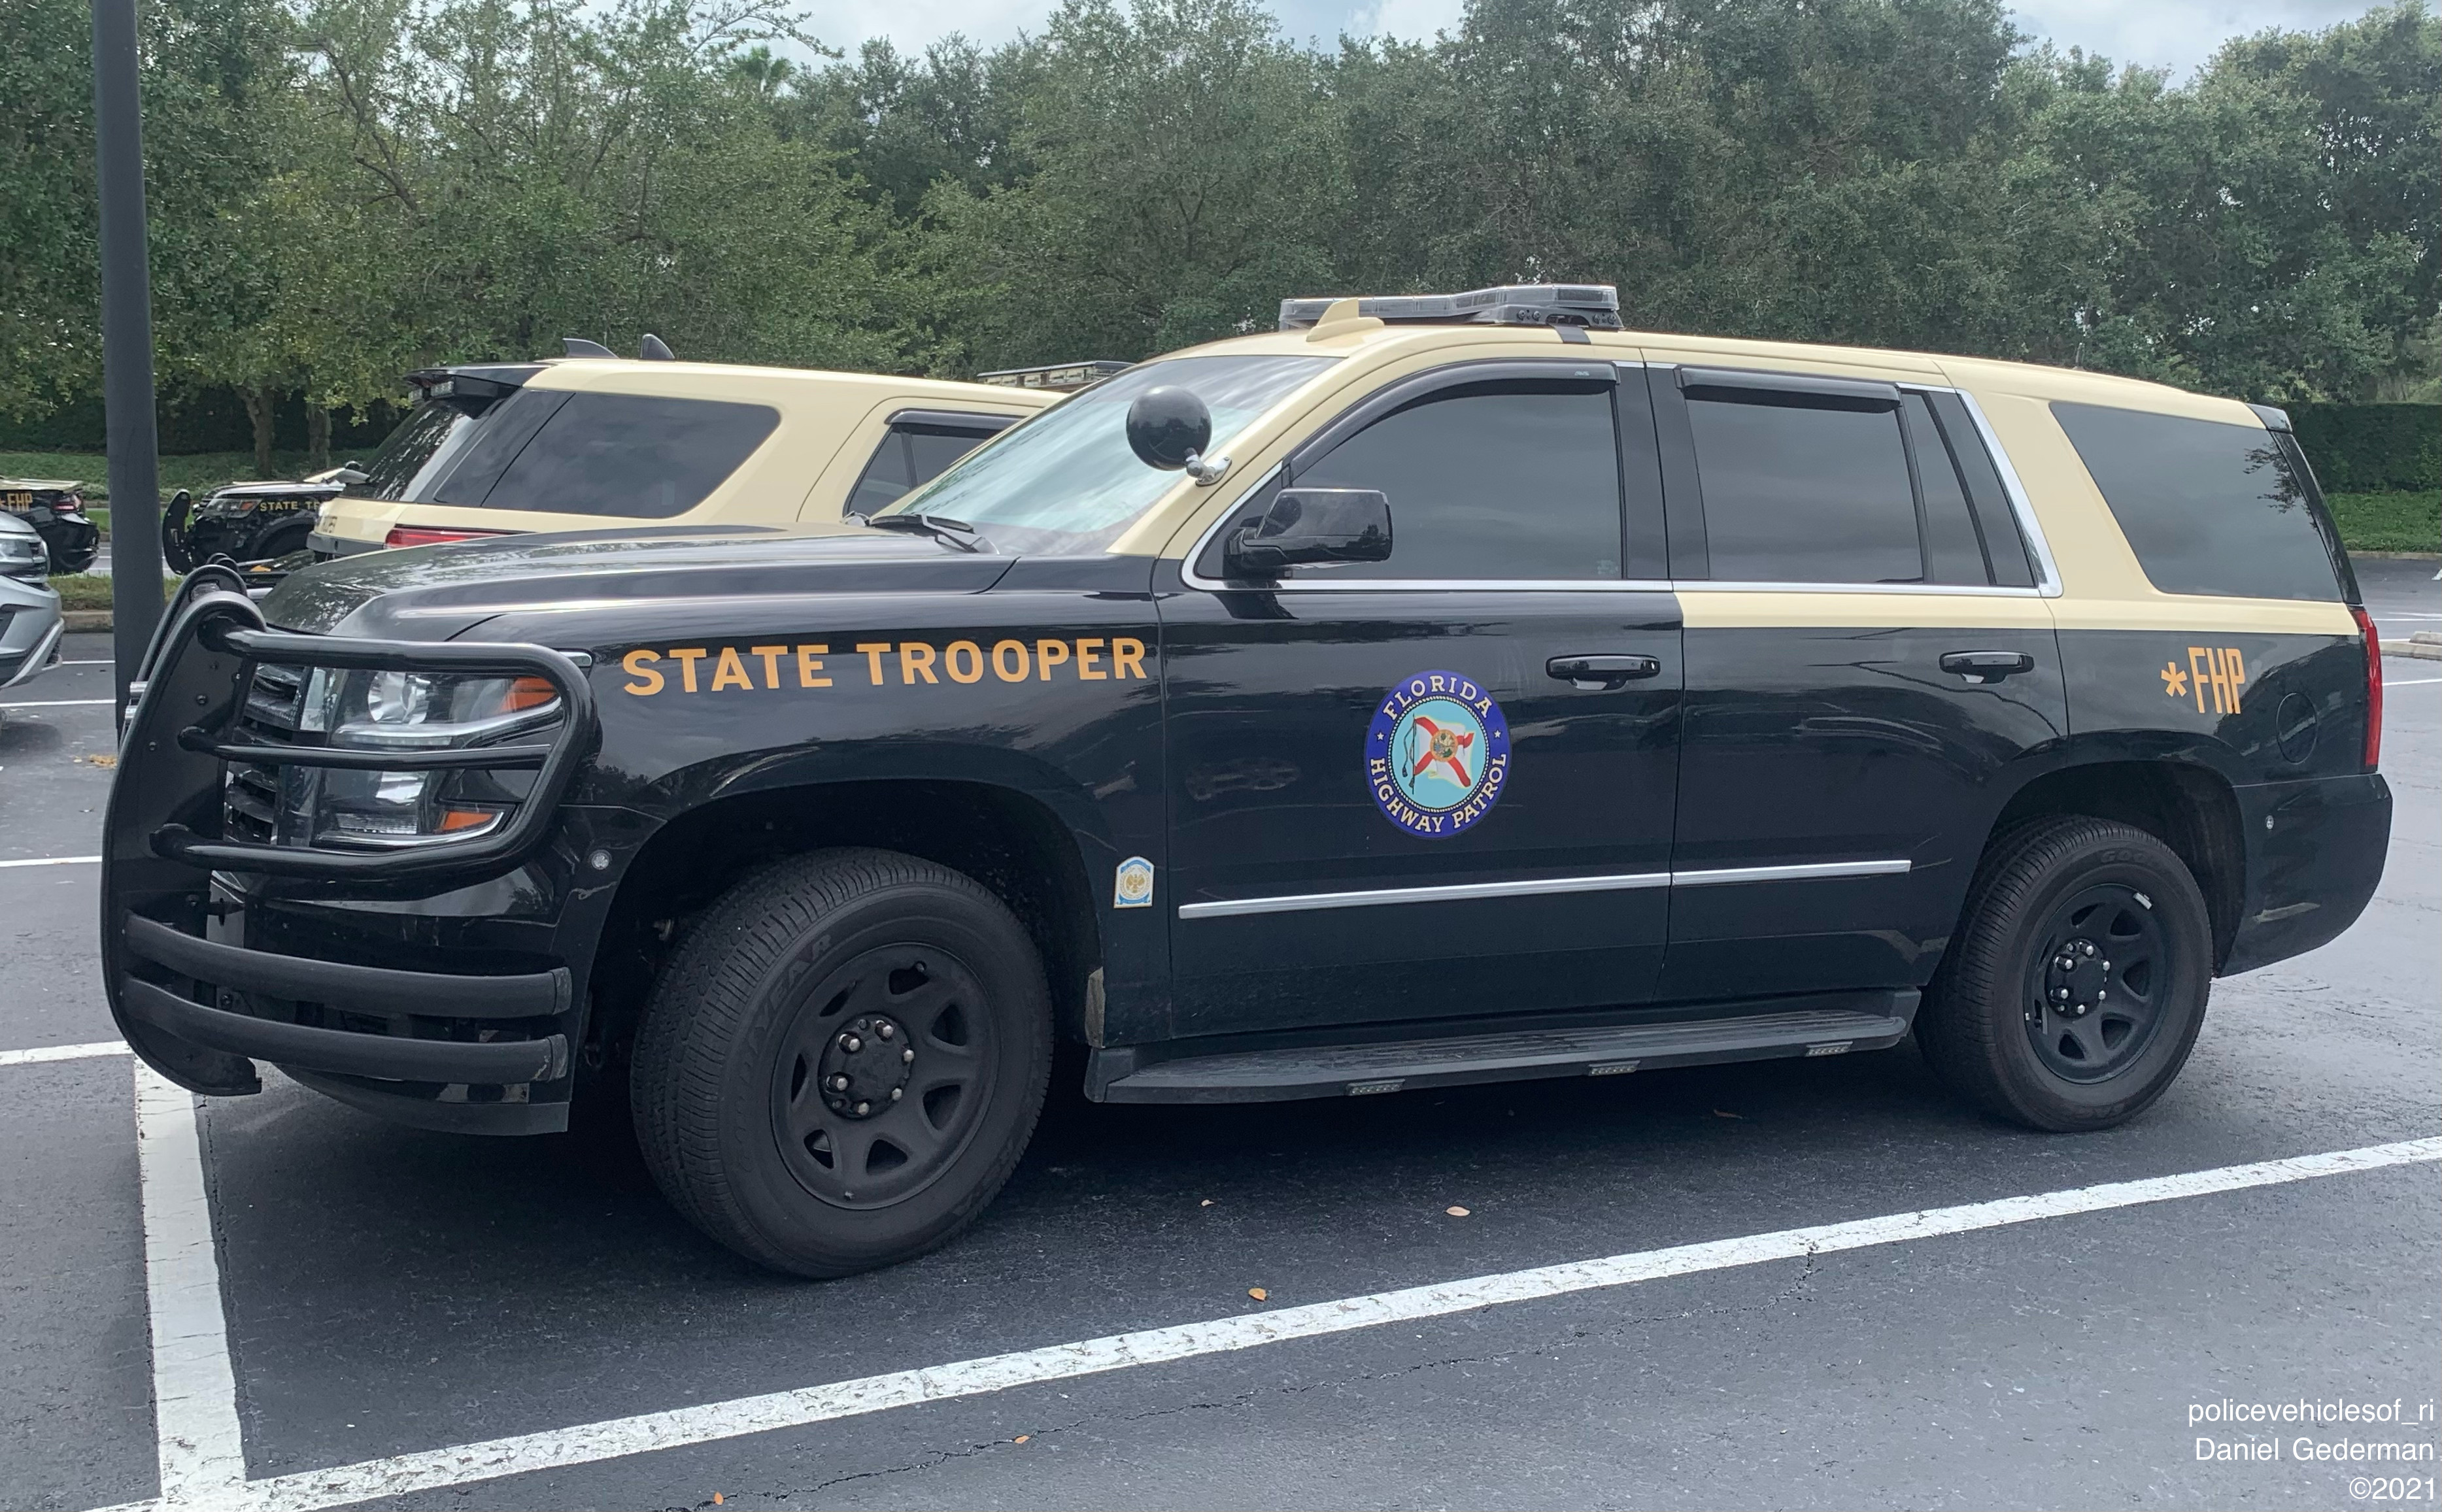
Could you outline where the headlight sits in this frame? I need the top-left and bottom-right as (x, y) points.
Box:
(295, 670), (562, 847)
(0, 533), (47, 580)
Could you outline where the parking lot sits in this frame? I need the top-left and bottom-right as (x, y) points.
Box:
(4, 559), (2436, 1512)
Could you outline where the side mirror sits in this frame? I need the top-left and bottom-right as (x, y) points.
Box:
(1225, 488), (1393, 577)
(1125, 386), (1212, 471)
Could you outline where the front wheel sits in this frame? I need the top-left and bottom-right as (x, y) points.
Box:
(630, 848), (1053, 1277)
(1918, 816), (2214, 1132)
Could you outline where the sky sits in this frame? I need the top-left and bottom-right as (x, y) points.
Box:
(796, 0), (2388, 79)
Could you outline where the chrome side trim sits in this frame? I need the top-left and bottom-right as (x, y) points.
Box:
(1669, 859), (1912, 887)
(1675, 580), (2041, 598)
(1177, 870), (1669, 920)
(1178, 858), (1910, 919)
(1948, 388), (2065, 597)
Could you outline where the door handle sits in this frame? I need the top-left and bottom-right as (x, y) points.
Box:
(1940, 650), (2036, 684)
(1548, 654), (1661, 690)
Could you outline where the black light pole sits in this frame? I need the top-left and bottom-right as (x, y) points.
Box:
(90, 0), (163, 723)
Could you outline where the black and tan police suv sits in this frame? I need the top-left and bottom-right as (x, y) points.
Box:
(104, 286), (2390, 1277)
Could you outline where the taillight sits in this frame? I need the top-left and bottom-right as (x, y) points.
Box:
(384, 526), (509, 549)
(2352, 605), (2382, 771)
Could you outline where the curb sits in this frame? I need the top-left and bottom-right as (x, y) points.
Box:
(63, 610), (111, 633)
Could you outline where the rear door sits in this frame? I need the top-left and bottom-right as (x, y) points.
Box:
(1159, 360), (1685, 1040)
(1652, 363), (2068, 1001)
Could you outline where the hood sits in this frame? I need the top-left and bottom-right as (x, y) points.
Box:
(260, 524), (1014, 638)
(205, 480), (348, 500)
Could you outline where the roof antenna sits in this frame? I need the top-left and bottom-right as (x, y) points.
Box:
(562, 337), (615, 357)
(639, 333), (675, 361)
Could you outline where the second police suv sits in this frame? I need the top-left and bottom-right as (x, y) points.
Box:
(105, 286), (2390, 1277)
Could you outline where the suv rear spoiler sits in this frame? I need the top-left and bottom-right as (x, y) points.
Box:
(406, 362), (543, 416)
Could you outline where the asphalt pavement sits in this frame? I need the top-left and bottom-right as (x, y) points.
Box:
(3, 586), (2436, 1511)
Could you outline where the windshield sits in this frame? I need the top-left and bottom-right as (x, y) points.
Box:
(881, 354), (1336, 552)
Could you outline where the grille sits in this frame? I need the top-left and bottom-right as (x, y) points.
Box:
(223, 662), (307, 844)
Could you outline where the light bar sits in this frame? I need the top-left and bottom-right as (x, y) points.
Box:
(975, 360), (1134, 392)
(1278, 284), (1622, 331)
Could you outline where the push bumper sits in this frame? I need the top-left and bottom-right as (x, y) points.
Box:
(101, 573), (597, 1133)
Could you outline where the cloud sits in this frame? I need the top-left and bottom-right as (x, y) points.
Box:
(2005, 0), (2382, 77)
(790, 0), (2378, 72)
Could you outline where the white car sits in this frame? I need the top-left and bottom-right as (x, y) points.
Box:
(0, 512), (63, 713)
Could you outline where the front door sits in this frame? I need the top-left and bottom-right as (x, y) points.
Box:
(1158, 360), (1686, 1041)
(1650, 363), (2069, 1001)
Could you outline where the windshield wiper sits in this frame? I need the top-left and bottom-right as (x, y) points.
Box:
(860, 512), (989, 553)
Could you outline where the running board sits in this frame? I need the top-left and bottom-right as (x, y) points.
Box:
(1089, 991), (1916, 1104)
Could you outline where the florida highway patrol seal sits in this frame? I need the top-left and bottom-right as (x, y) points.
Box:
(1365, 671), (1511, 837)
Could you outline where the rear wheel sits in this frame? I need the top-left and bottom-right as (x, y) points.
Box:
(1918, 816), (2213, 1131)
(630, 848), (1052, 1277)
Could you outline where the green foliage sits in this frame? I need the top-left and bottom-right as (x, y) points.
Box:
(2325, 488), (2441, 552)
(2293, 403), (2441, 492)
(3, 0), (2436, 428)
(0, 448), (318, 499)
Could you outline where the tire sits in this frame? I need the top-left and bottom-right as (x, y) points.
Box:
(629, 847), (1053, 1277)
(1918, 816), (2213, 1132)
(248, 516), (312, 562)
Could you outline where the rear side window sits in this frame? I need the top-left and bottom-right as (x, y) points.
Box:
(1289, 381), (1623, 580)
(844, 416), (1015, 517)
(353, 401), (469, 500)
(1686, 392), (1923, 583)
(432, 392), (779, 519)
(2054, 403), (2342, 601)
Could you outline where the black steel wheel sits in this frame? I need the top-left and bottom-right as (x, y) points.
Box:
(631, 848), (1051, 1277)
(2024, 884), (2175, 1083)
(1919, 815), (2213, 1131)
(768, 944), (998, 1210)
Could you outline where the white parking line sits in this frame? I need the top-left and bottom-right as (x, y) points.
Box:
(135, 1134), (2421, 1512)
(2389, 675), (2442, 686)
(0, 1040), (129, 1067)
(134, 1063), (247, 1510)
(0, 697), (114, 707)
(0, 854), (103, 868)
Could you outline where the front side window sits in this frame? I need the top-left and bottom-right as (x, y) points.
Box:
(844, 421), (1011, 517)
(2053, 402), (2343, 601)
(1688, 393), (1923, 584)
(1288, 381), (1623, 580)
(883, 355), (1337, 554)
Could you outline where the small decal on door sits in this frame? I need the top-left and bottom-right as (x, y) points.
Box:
(1365, 671), (1512, 838)
(1113, 856), (1155, 909)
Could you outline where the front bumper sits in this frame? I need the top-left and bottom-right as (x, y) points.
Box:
(102, 574), (599, 1133)
(1, 598), (64, 689)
